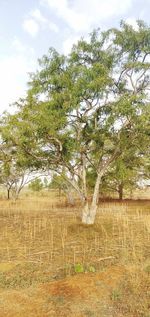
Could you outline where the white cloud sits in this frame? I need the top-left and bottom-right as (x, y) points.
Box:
(0, 54), (36, 114)
(23, 18), (39, 37)
(23, 8), (59, 36)
(31, 8), (47, 24)
(31, 8), (59, 32)
(41, 0), (133, 32)
(41, 0), (87, 31)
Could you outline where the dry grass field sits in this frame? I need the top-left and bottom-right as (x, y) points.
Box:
(0, 190), (150, 317)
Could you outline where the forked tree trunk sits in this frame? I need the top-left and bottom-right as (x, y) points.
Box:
(82, 148), (120, 224)
(12, 186), (22, 201)
(82, 170), (102, 225)
(82, 201), (98, 225)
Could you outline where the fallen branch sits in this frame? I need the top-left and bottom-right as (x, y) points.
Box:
(97, 256), (116, 262)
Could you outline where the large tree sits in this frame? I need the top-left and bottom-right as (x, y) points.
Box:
(3, 21), (150, 223)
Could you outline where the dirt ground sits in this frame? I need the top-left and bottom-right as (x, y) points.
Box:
(1, 264), (150, 317)
(0, 194), (150, 317)
(0, 266), (132, 317)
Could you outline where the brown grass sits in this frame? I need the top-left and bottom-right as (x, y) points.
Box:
(0, 191), (150, 317)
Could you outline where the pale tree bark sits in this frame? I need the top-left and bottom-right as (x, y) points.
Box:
(66, 190), (75, 205)
(63, 185), (75, 205)
(82, 148), (120, 224)
(82, 152), (88, 202)
(64, 176), (85, 203)
(12, 186), (22, 201)
(82, 169), (103, 224)
(81, 152), (90, 222)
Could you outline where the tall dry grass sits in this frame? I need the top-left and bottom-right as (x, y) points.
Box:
(0, 192), (150, 288)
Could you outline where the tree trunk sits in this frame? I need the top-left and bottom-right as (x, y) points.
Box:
(7, 188), (10, 200)
(82, 148), (121, 224)
(12, 186), (22, 201)
(82, 202), (98, 225)
(81, 201), (90, 223)
(65, 189), (75, 205)
(118, 183), (123, 200)
(82, 170), (102, 225)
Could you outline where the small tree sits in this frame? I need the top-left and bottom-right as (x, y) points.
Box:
(100, 151), (144, 199)
(29, 178), (43, 192)
(0, 161), (31, 199)
(50, 173), (75, 205)
(0, 143), (29, 200)
(0, 119), (39, 200)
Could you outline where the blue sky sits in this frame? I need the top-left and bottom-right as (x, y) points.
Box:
(0, 0), (150, 114)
